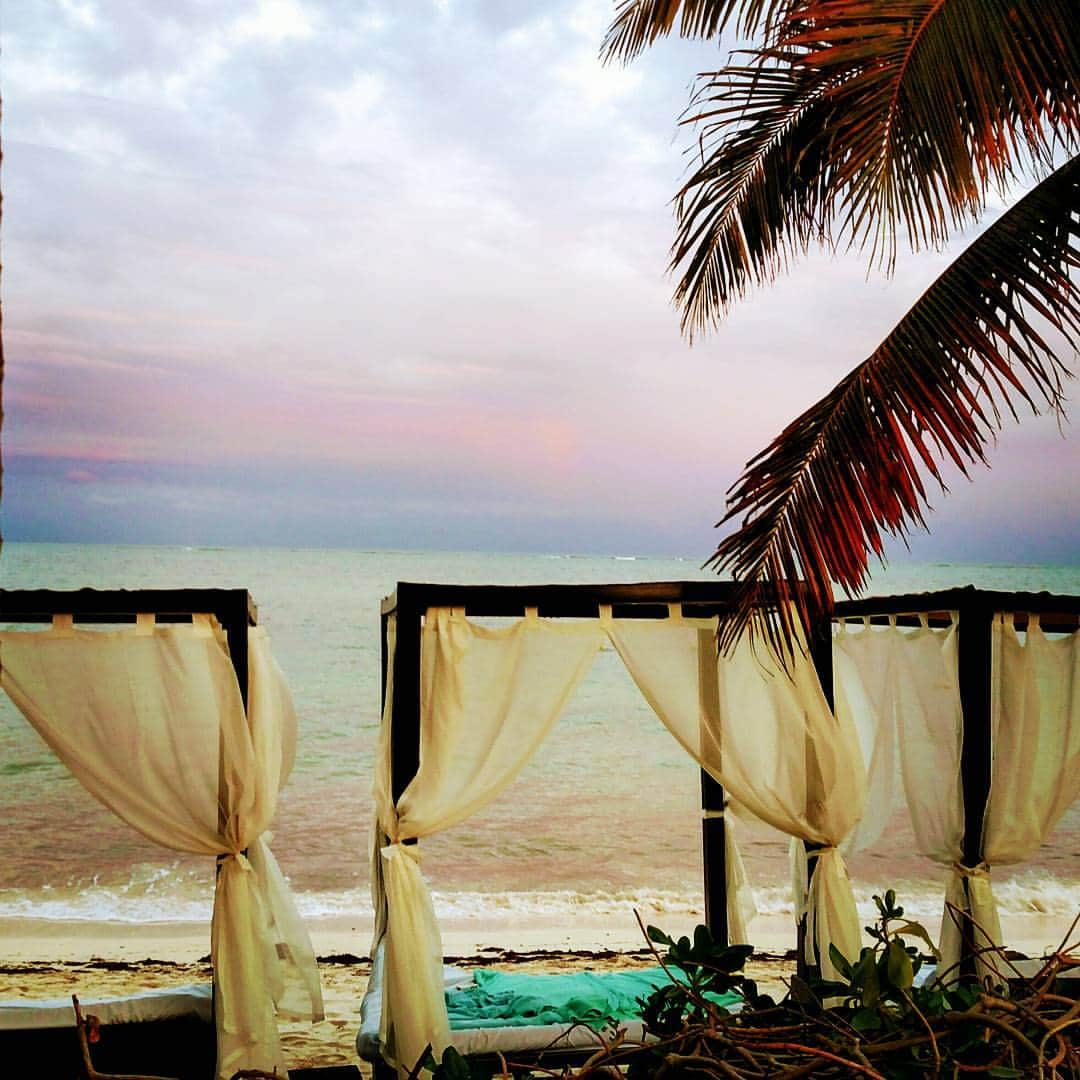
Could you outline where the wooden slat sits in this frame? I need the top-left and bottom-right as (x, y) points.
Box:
(0, 588), (257, 626)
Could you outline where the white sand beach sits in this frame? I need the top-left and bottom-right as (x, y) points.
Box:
(3, 906), (1076, 1074)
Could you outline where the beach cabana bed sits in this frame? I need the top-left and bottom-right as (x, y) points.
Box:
(361, 581), (1080, 1077)
(0, 588), (324, 1080)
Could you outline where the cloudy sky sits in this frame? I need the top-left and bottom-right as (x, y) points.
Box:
(3, 0), (1077, 561)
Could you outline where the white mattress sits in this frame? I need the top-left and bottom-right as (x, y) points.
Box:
(913, 958), (1079, 988)
(0, 983), (213, 1031)
(357, 945), (650, 1063)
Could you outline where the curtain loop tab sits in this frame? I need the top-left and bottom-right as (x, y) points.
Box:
(667, 603), (682, 621)
(1028, 612), (1040, 630)
(524, 606), (539, 622)
(598, 604), (613, 628)
(136, 612), (155, 635)
(52, 614), (74, 632)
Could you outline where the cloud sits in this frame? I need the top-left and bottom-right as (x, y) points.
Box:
(2, 0), (1075, 558)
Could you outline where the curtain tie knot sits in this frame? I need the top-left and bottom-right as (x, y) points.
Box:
(220, 851), (253, 872)
(952, 861), (990, 879)
(808, 846), (837, 859)
(381, 840), (420, 866)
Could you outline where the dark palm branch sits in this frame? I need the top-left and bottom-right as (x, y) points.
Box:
(601, 0), (791, 64)
(670, 0), (1079, 336)
(708, 155), (1080, 655)
(672, 57), (839, 337)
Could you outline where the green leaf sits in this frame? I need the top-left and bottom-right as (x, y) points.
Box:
(851, 1006), (882, 1032)
(886, 940), (914, 989)
(892, 920), (940, 959)
(861, 954), (880, 1007)
(437, 1047), (471, 1080)
(692, 924), (714, 957)
(647, 926), (673, 946)
(712, 944), (753, 972)
(828, 943), (854, 980)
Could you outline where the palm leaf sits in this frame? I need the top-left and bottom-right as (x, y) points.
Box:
(671, 57), (839, 337)
(784, 0), (1080, 264)
(600, 0), (791, 65)
(708, 154), (1080, 656)
(670, 0), (1080, 335)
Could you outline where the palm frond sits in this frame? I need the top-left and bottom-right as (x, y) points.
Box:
(708, 154), (1080, 657)
(784, 0), (1080, 265)
(671, 57), (838, 336)
(670, 0), (1080, 334)
(600, 0), (790, 65)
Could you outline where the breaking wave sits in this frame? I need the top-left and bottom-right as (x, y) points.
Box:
(1, 872), (1075, 926)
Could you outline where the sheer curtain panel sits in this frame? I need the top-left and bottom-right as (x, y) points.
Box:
(834, 615), (970, 978)
(606, 609), (866, 981)
(373, 608), (604, 1073)
(967, 614), (1080, 981)
(0, 615), (323, 1079)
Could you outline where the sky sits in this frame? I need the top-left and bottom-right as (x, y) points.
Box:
(2, 0), (1077, 562)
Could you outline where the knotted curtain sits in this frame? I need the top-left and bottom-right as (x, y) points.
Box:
(0, 615), (323, 1079)
(372, 608), (605, 1071)
(605, 609), (865, 981)
(967, 615), (1080, 981)
(373, 604), (866, 1071)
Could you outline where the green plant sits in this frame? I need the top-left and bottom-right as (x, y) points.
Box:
(639, 924), (761, 1036)
(423, 894), (1079, 1078)
(815, 890), (942, 1028)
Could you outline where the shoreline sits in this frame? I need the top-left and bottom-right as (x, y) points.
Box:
(1, 907), (1074, 966)
(2, 911), (1074, 1075)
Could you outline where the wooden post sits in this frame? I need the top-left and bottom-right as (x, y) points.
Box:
(798, 610), (835, 978)
(219, 593), (253, 713)
(957, 596), (993, 974)
(697, 627), (728, 944)
(700, 770), (728, 944)
(390, 593), (423, 808)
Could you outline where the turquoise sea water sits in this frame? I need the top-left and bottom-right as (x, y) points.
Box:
(0, 544), (1077, 932)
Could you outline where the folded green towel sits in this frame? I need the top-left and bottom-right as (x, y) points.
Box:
(446, 967), (740, 1030)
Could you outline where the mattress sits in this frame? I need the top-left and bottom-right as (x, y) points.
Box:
(357, 946), (729, 1064)
(0, 984), (215, 1080)
(0, 982), (213, 1030)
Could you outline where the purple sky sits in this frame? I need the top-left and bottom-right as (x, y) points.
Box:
(3, 0), (1077, 561)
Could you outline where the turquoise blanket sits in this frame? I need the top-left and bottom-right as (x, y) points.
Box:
(445, 967), (740, 1030)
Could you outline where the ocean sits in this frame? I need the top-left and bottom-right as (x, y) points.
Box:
(0, 544), (1077, 951)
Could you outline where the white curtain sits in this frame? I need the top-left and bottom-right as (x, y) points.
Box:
(833, 618), (902, 856)
(373, 608), (604, 1072)
(962, 614), (1080, 981)
(986, 614), (1080, 859)
(832, 615), (972, 977)
(605, 608), (865, 981)
(0, 614), (323, 1080)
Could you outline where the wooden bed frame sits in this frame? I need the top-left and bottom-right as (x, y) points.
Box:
(379, 582), (1080, 966)
(0, 588), (257, 1080)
